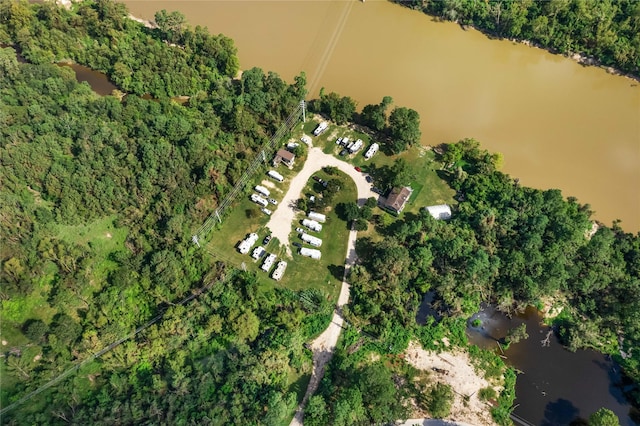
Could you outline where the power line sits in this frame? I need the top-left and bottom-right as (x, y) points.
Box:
(0, 268), (231, 417)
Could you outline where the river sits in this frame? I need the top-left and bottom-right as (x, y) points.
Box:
(122, 0), (639, 233)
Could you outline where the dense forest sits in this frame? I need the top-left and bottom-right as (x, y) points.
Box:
(0, 1), (320, 423)
(395, 0), (640, 78)
(2, 0), (640, 424)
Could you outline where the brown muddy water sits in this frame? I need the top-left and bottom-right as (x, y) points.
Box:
(58, 63), (118, 96)
(123, 0), (640, 233)
(467, 306), (637, 425)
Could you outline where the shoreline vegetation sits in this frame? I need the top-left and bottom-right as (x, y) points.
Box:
(1, 1), (639, 425)
(393, 0), (640, 83)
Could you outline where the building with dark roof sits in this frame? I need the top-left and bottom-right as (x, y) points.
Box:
(380, 186), (412, 214)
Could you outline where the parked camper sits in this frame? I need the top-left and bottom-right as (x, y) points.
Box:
(267, 170), (284, 182)
(364, 143), (379, 160)
(261, 253), (276, 271)
(255, 185), (270, 197)
(313, 121), (328, 136)
(261, 207), (272, 216)
(252, 246), (266, 259)
(272, 261), (287, 281)
(341, 137), (349, 146)
(238, 233), (259, 254)
(308, 211), (326, 223)
(302, 219), (322, 232)
(301, 233), (322, 247)
(300, 247), (321, 260)
(250, 193), (268, 207)
(349, 139), (364, 153)
(286, 142), (300, 150)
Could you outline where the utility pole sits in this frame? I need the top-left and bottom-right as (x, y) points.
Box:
(301, 99), (306, 122)
(215, 210), (222, 223)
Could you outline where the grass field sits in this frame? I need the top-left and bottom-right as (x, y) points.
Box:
(206, 168), (356, 304)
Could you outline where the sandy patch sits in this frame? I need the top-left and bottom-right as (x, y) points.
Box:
(33, 354), (42, 362)
(2, 340), (7, 346)
(105, 232), (112, 239)
(404, 341), (496, 426)
(261, 180), (276, 189)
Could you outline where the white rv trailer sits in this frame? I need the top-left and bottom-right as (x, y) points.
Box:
(313, 121), (328, 136)
(238, 233), (259, 254)
(302, 219), (322, 232)
(250, 193), (268, 207)
(272, 261), (287, 281)
(267, 170), (284, 182)
(349, 139), (364, 153)
(299, 247), (321, 260)
(301, 233), (322, 247)
(364, 143), (379, 160)
(254, 185), (270, 197)
(261, 253), (276, 271)
(307, 211), (326, 223)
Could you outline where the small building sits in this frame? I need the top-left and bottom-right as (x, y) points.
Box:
(313, 121), (328, 136)
(301, 233), (322, 247)
(381, 186), (413, 214)
(261, 253), (276, 271)
(251, 193), (268, 207)
(302, 218), (323, 232)
(364, 143), (379, 160)
(267, 170), (284, 182)
(425, 204), (452, 220)
(255, 185), (270, 197)
(300, 247), (321, 260)
(238, 233), (259, 254)
(272, 261), (287, 281)
(308, 211), (326, 223)
(273, 149), (295, 167)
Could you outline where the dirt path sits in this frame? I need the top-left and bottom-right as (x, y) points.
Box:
(266, 146), (376, 256)
(286, 144), (372, 425)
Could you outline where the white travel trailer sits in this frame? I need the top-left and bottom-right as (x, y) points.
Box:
(301, 233), (322, 247)
(250, 193), (268, 207)
(364, 143), (379, 160)
(272, 261), (287, 281)
(302, 219), (322, 232)
(254, 185), (270, 197)
(261, 253), (276, 271)
(299, 247), (321, 260)
(349, 139), (364, 153)
(307, 211), (326, 223)
(252, 246), (266, 260)
(238, 233), (259, 254)
(313, 121), (328, 136)
(267, 170), (284, 182)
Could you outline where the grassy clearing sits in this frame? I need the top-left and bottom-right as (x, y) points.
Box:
(206, 166), (356, 304)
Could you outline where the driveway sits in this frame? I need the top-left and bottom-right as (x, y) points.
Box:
(265, 146), (376, 256)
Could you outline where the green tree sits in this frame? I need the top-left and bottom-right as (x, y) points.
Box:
(427, 382), (453, 418)
(361, 96), (393, 131)
(589, 408), (620, 426)
(387, 107), (421, 153)
(24, 320), (48, 343)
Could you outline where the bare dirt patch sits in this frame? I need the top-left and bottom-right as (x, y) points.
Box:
(404, 341), (497, 426)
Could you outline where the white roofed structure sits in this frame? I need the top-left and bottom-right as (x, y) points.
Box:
(349, 139), (364, 153)
(238, 233), (259, 254)
(251, 193), (268, 207)
(313, 121), (328, 136)
(272, 261), (287, 281)
(300, 247), (321, 259)
(425, 204), (452, 220)
(267, 170), (284, 182)
(255, 185), (270, 197)
(364, 143), (379, 160)
(252, 246), (266, 259)
(301, 233), (322, 247)
(261, 253), (276, 271)
(302, 218), (322, 232)
(308, 211), (326, 223)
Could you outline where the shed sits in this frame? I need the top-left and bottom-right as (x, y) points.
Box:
(381, 186), (413, 214)
(273, 149), (295, 167)
(425, 204), (452, 220)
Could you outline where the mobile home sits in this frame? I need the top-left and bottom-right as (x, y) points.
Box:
(364, 143), (379, 160)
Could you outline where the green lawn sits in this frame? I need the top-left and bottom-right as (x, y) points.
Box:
(206, 168), (356, 304)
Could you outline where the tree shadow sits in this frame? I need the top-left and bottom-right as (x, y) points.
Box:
(541, 398), (579, 426)
(592, 357), (629, 406)
(327, 264), (345, 282)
